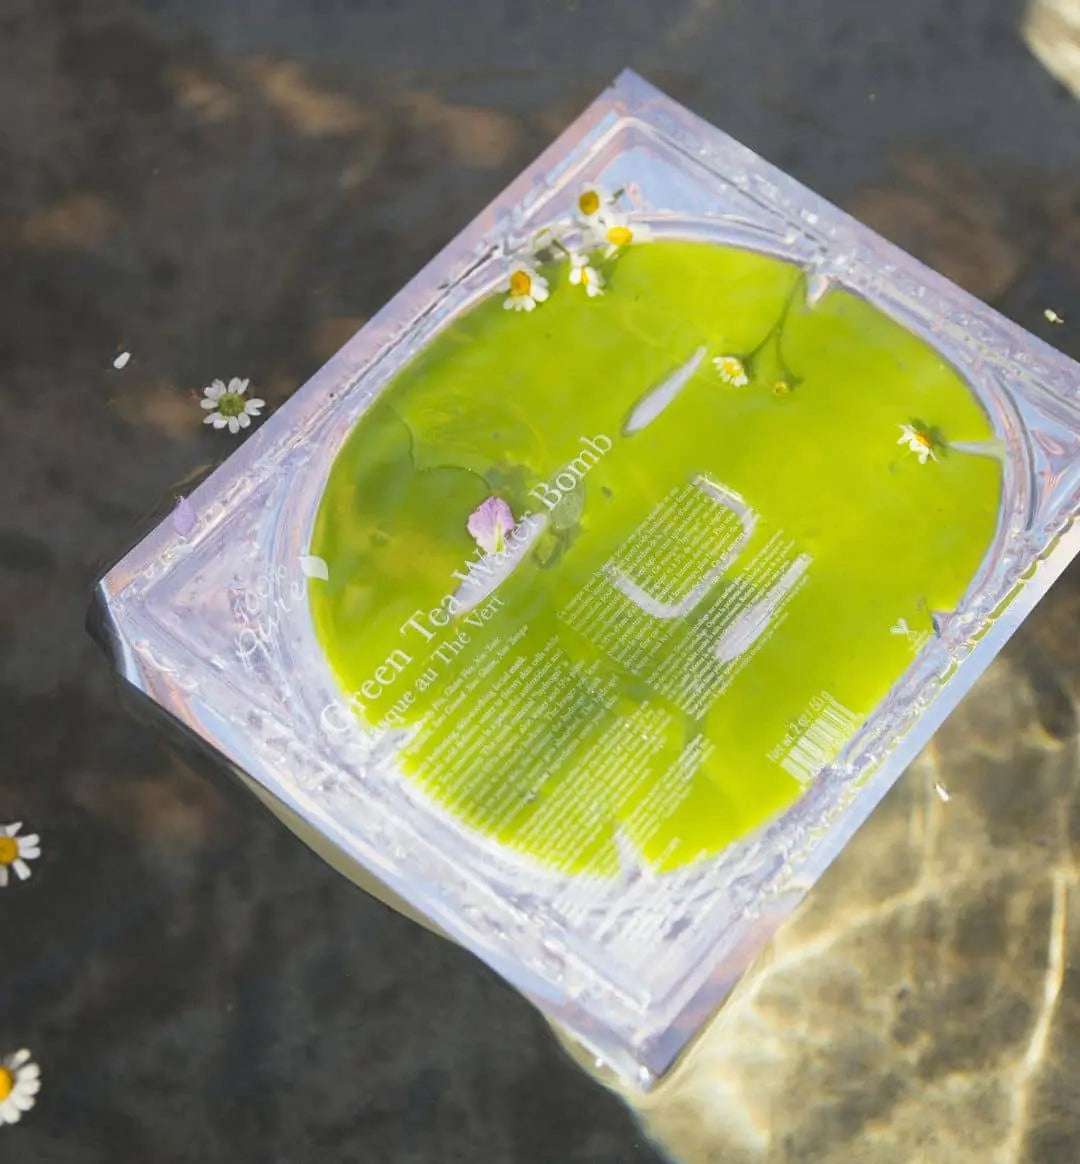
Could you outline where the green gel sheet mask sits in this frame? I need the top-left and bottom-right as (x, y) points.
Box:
(309, 240), (1001, 877)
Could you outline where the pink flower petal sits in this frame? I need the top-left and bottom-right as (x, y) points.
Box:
(467, 497), (516, 555)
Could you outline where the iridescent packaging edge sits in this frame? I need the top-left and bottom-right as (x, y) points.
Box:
(92, 71), (1080, 1090)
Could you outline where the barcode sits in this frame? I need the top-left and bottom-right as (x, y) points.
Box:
(779, 701), (859, 785)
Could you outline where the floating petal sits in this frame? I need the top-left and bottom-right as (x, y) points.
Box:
(467, 496), (516, 555)
(300, 554), (330, 581)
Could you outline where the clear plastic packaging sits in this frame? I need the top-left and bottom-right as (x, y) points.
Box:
(93, 71), (1080, 1090)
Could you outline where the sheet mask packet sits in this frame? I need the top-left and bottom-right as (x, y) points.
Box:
(93, 71), (1080, 1090)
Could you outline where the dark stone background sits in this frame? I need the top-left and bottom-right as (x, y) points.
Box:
(1, 0), (1079, 1160)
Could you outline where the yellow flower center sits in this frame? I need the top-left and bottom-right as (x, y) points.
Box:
(913, 431), (931, 449)
(0, 836), (17, 865)
(578, 190), (600, 216)
(773, 380), (791, 396)
(580, 266), (590, 285)
(607, 224), (633, 247)
(216, 392), (245, 418)
(0, 1067), (12, 1101)
(509, 270), (532, 297)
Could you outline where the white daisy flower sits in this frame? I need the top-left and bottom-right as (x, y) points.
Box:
(503, 262), (549, 313)
(575, 184), (616, 226)
(568, 252), (604, 297)
(897, 423), (938, 464)
(0, 823), (40, 888)
(595, 213), (652, 258)
(0, 1049), (41, 1126)
(713, 355), (749, 387)
(200, 378), (266, 434)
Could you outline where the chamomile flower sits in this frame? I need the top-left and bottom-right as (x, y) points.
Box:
(595, 213), (652, 258)
(201, 378), (265, 434)
(0, 823), (40, 888)
(568, 252), (604, 297)
(503, 262), (549, 312)
(897, 423), (938, 464)
(0, 1049), (41, 1126)
(575, 184), (616, 226)
(713, 355), (749, 387)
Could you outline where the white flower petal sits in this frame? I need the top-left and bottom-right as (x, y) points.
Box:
(12, 1091), (34, 1111)
(227, 416), (240, 434)
(204, 380), (226, 401)
(1, 1099), (22, 1124)
(229, 378), (249, 396)
(0, 866), (8, 888)
(299, 555), (330, 581)
(200, 398), (218, 410)
(10, 1051), (31, 1070)
(237, 411), (251, 429)
(19, 1064), (40, 1081)
(245, 398), (265, 415)
(18, 846), (40, 861)
(13, 859), (30, 881)
(3, 823), (22, 836)
(211, 414), (228, 429)
(18, 833), (39, 848)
